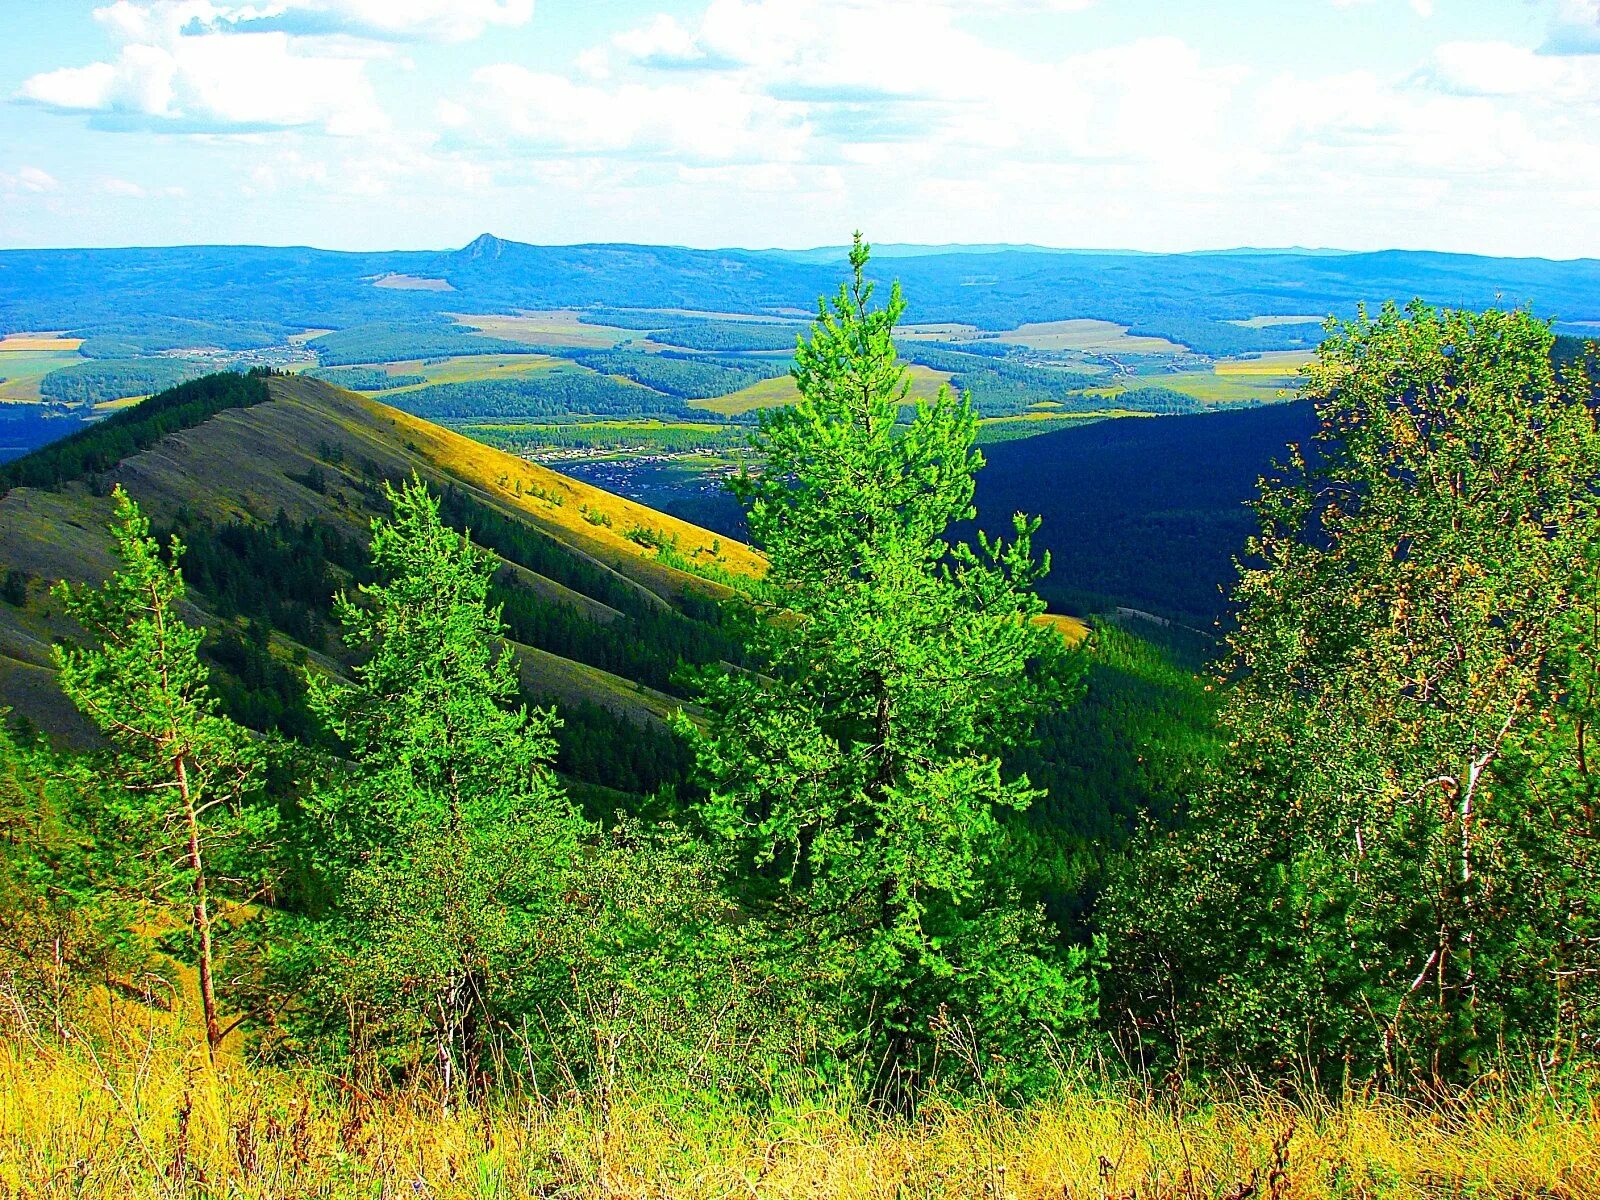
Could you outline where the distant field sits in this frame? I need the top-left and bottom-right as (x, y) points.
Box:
(343, 353), (569, 393)
(0, 334), (83, 352)
(983, 319), (1187, 354)
(92, 394), (146, 412)
(692, 364), (953, 415)
(462, 419), (743, 453)
(453, 311), (631, 349)
(1214, 350), (1316, 375)
(1074, 352), (1313, 407)
(1229, 315), (1327, 328)
(372, 273), (454, 291)
(0, 349), (85, 401)
(899, 321), (983, 339)
(614, 307), (802, 324)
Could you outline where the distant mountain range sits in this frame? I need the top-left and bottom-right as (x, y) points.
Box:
(5, 235), (1599, 342)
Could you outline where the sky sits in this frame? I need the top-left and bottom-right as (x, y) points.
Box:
(2, 0), (1600, 257)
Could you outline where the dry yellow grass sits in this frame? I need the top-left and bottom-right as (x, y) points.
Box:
(2, 1021), (1595, 1199)
(93, 394), (147, 412)
(1036, 611), (1091, 644)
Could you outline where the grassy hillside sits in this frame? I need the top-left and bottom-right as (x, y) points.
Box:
(0, 374), (763, 795)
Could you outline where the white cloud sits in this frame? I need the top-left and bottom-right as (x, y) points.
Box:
(17, 2), (390, 133)
(1420, 40), (1592, 98)
(442, 64), (810, 164)
(101, 176), (146, 196)
(3, 166), (61, 194)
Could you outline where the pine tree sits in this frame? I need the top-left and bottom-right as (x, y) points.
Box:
(684, 235), (1092, 1095)
(308, 476), (581, 1087)
(53, 486), (275, 1058)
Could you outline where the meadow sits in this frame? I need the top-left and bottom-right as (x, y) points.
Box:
(2, 1013), (1595, 1200)
(0, 347), (85, 402)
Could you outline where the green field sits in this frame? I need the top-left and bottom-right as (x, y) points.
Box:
(330, 352), (571, 393)
(0, 349), (86, 402)
(691, 363), (954, 415)
(1084, 352), (1311, 406)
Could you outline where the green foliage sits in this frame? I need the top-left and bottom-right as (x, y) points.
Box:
(1126, 315), (1317, 356)
(897, 343), (1101, 415)
(1108, 385), (1207, 413)
(39, 357), (212, 407)
(1, 371), (270, 494)
(74, 318), (285, 359)
(647, 321), (805, 352)
(388, 370), (696, 423)
(294, 478), (779, 1091)
(0, 720), (145, 1012)
(305, 477), (585, 1080)
(306, 366), (426, 391)
(464, 421), (747, 455)
(1103, 303), (1600, 1087)
(682, 236), (1094, 1097)
(569, 348), (787, 398)
(52, 488), (278, 1054)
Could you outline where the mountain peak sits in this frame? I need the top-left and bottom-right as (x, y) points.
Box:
(461, 232), (509, 259)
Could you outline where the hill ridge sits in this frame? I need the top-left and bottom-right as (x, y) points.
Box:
(0, 375), (760, 796)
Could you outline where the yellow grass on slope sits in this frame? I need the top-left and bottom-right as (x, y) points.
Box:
(2, 1029), (1596, 1199)
(342, 384), (768, 591)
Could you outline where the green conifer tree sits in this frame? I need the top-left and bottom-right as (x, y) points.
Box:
(53, 487), (275, 1058)
(683, 235), (1092, 1095)
(308, 476), (581, 1088)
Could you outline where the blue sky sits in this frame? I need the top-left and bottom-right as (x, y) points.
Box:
(2, 1), (1599, 256)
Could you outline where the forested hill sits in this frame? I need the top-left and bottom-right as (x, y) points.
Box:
(0, 373), (763, 799)
(974, 334), (1598, 626)
(973, 402), (1318, 626)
